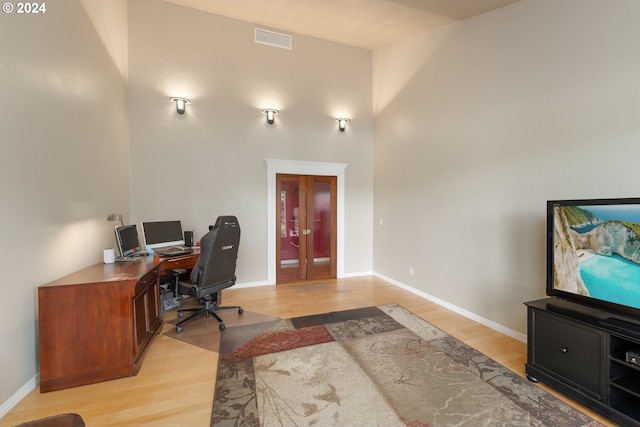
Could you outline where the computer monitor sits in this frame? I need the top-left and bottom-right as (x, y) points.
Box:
(115, 224), (144, 257)
(141, 220), (184, 250)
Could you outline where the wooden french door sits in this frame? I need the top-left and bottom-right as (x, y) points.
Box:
(276, 174), (337, 283)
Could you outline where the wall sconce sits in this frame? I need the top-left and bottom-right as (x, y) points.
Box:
(261, 109), (279, 125)
(106, 213), (124, 226)
(336, 118), (351, 132)
(170, 97), (191, 115)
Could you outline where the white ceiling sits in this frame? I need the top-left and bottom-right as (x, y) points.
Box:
(163, 0), (521, 50)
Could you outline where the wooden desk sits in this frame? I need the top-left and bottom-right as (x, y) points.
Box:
(38, 250), (199, 392)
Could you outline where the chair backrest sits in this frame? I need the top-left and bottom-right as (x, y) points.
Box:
(190, 216), (240, 289)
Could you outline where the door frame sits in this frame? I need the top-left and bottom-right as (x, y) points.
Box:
(266, 158), (347, 285)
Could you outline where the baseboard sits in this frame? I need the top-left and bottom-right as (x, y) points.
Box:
(239, 271), (374, 287)
(234, 280), (270, 289)
(373, 272), (527, 343)
(340, 270), (373, 278)
(0, 374), (37, 419)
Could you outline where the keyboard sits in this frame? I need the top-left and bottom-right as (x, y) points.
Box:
(156, 247), (191, 257)
(115, 256), (143, 262)
(114, 251), (148, 262)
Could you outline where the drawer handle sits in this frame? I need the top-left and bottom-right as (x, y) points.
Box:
(561, 346), (569, 353)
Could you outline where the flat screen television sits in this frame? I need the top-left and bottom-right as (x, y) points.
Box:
(115, 224), (144, 257)
(547, 197), (640, 319)
(141, 220), (184, 250)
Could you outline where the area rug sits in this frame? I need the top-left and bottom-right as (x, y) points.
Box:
(212, 304), (603, 427)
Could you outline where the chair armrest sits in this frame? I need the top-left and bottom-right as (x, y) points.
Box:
(167, 268), (187, 276)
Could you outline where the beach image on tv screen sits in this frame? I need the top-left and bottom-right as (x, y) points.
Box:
(553, 204), (640, 310)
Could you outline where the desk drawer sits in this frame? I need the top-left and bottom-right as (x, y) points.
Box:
(161, 254), (199, 272)
(135, 267), (159, 295)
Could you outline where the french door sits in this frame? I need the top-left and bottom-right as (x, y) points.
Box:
(276, 174), (337, 283)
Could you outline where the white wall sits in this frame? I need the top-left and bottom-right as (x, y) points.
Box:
(373, 0), (640, 334)
(0, 0), (129, 414)
(127, 1), (374, 282)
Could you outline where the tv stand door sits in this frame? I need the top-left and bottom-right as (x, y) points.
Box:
(528, 309), (604, 399)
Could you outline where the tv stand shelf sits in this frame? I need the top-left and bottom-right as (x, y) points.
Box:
(525, 298), (640, 426)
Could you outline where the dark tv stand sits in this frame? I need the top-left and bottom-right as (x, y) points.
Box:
(525, 298), (640, 427)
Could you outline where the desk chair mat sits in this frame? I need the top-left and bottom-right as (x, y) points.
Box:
(162, 303), (281, 353)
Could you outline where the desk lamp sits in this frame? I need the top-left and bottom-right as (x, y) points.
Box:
(107, 213), (124, 226)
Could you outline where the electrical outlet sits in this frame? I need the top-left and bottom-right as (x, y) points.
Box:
(409, 267), (414, 276)
(379, 218), (383, 226)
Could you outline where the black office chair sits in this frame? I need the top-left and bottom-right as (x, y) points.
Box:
(172, 216), (243, 332)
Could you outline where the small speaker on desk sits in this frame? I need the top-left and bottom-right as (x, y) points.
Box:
(184, 230), (193, 247)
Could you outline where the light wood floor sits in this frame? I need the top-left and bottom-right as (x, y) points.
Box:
(0, 276), (615, 426)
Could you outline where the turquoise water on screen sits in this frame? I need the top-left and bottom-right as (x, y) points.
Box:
(579, 254), (640, 309)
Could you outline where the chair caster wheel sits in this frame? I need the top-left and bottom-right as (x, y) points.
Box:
(219, 323), (226, 331)
(176, 325), (183, 333)
(238, 308), (244, 315)
(178, 312), (184, 318)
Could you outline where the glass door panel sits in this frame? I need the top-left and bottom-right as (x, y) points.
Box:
(312, 181), (331, 267)
(276, 175), (307, 282)
(281, 180), (300, 267)
(305, 176), (336, 280)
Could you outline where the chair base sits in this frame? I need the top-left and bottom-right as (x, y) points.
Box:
(176, 294), (243, 332)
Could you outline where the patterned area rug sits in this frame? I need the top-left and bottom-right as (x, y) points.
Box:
(212, 304), (604, 427)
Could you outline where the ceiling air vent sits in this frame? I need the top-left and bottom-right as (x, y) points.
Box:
(255, 28), (292, 50)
